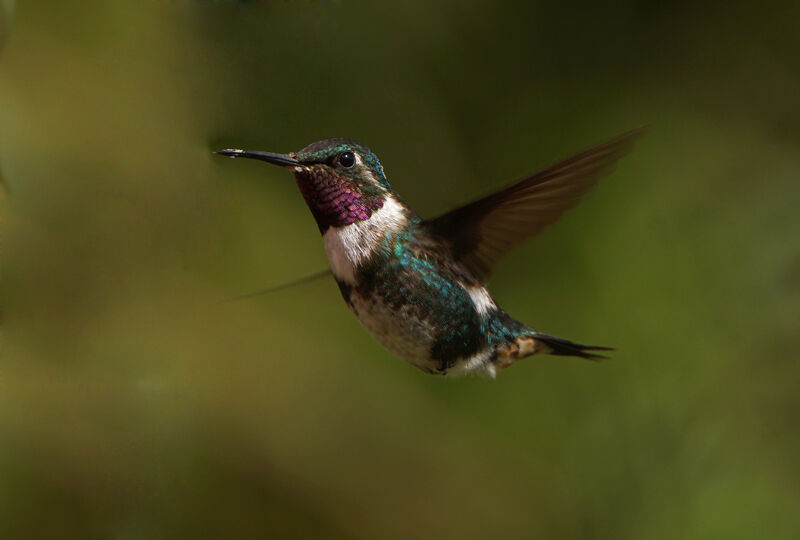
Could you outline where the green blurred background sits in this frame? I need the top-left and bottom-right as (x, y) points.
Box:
(2, 1), (799, 538)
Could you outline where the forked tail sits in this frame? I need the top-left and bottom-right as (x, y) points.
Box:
(532, 333), (613, 360)
(487, 311), (612, 369)
(495, 332), (613, 369)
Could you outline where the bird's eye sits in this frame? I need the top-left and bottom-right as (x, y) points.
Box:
(337, 151), (356, 169)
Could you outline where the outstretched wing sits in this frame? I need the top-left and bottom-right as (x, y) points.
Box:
(424, 127), (646, 281)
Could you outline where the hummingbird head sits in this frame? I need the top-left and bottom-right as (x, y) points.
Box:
(218, 138), (392, 232)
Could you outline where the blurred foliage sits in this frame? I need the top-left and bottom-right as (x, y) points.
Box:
(1, 0), (800, 538)
(0, 0), (12, 48)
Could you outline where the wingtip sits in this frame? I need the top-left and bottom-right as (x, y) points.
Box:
(604, 125), (649, 147)
(616, 125), (650, 143)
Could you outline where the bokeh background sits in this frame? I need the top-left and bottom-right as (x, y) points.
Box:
(2, 1), (800, 538)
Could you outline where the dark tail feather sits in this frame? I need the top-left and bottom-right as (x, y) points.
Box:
(535, 334), (613, 360)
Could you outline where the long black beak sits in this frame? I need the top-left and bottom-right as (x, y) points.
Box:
(216, 149), (300, 167)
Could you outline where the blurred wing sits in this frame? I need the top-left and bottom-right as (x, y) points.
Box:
(425, 127), (646, 280)
(225, 269), (332, 302)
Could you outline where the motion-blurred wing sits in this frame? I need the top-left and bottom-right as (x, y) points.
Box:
(226, 269), (332, 302)
(425, 128), (645, 281)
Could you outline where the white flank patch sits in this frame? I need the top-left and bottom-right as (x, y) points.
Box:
(465, 285), (496, 316)
(446, 348), (496, 378)
(322, 196), (408, 283)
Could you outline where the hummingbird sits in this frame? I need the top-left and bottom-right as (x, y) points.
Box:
(217, 128), (644, 377)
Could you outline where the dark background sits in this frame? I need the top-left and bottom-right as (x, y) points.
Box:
(2, 1), (799, 538)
